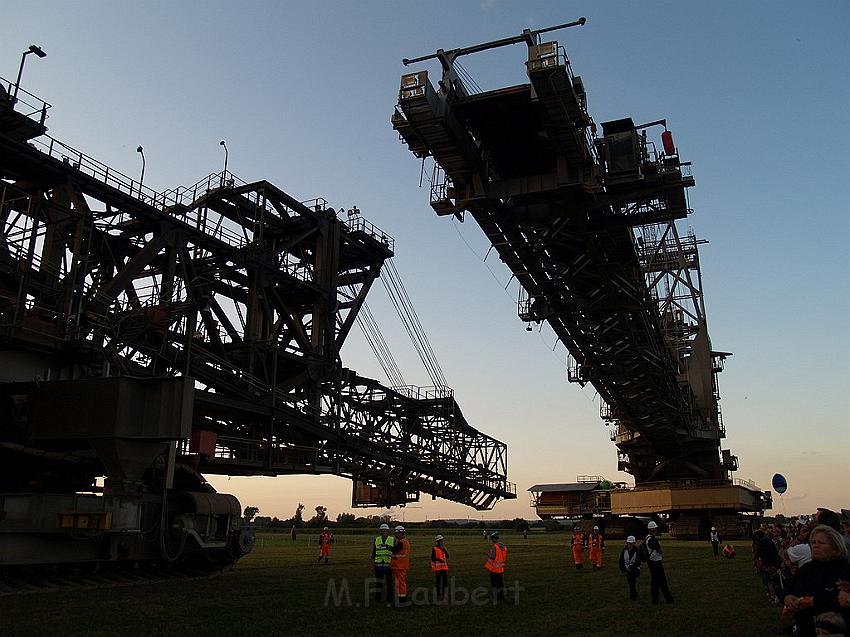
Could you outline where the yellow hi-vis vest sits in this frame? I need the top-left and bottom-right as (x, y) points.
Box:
(374, 535), (396, 564)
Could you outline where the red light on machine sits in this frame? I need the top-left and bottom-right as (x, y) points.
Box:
(661, 130), (676, 156)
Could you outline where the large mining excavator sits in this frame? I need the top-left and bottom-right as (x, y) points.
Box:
(392, 19), (769, 538)
(0, 68), (514, 574)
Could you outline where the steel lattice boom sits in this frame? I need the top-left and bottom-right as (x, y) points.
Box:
(393, 25), (738, 486)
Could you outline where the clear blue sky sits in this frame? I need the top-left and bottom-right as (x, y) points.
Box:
(4, 1), (847, 521)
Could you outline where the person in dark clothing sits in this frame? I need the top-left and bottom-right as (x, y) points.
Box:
(783, 525), (850, 637)
(619, 535), (641, 600)
(644, 521), (674, 604)
(755, 529), (783, 603)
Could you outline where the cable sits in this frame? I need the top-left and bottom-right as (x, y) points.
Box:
(381, 259), (448, 388)
(354, 298), (406, 388)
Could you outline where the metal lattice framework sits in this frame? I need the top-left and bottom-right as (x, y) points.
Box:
(0, 77), (515, 509)
(393, 27), (735, 484)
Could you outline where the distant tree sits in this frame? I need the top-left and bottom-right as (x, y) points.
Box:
(243, 506), (260, 522)
(542, 519), (561, 532)
(307, 505), (329, 528)
(293, 503), (305, 528)
(512, 517), (530, 531)
(336, 513), (356, 525)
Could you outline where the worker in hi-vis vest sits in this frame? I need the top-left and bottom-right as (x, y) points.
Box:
(485, 530), (507, 602)
(571, 525), (585, 570)
(431, 534), (449, 602)
(589, 525), (605, 570)
(371, 523), (395, 602)
(390, 525), (411, 606)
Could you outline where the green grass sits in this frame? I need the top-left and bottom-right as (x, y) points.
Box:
(2, 532), (786, 636)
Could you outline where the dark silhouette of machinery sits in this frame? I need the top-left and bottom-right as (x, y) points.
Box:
(393, 20), (769, 538)
(0, 72), (514, 571)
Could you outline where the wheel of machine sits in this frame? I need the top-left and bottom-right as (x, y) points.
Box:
(229, 527), (256, 558)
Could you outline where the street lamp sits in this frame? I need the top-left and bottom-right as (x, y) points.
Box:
(219, 140), (228, 181)
(13, 45), (47, 104)
(136, 145), (145, 196)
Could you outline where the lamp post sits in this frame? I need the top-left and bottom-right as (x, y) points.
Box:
(219, 140), (228, 185)
(136, 145), (145, 197)
(12, 45), (47, 104)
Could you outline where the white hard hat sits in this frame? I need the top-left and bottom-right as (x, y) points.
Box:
(435, 534), (444, 541)
(323, 527), (329, 531)
(379, 523), (390, 530)
(394, 525), (405, 532)
(647, 521), (658, 530)
(711, 526), (716, 531)
(626, 535), (636, 543)
(593, 525), (599, 530)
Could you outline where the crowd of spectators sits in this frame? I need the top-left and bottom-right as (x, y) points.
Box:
(751, 508), (850, 636)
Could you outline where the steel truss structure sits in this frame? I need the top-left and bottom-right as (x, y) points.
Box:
(393, 25), (736, 485)
(0, 76), (514, 511)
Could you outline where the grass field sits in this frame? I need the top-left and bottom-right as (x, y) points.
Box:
(2, 531), (787, 636)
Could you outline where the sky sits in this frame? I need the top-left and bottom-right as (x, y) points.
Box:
(3, 1), (848, 522)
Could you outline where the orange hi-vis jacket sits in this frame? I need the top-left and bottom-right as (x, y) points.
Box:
(431, 546), (448, 571)
(320, 532), (332, 545)
(589, 533), (604, 551)
(391, 537), (410, 570)
(485, 543), (507, 573)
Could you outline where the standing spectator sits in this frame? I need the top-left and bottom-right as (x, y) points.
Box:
(644, 521), (674, 604)
(588, 525), (605, 570)
(754, 529), (783, 604)
(485, 530), (508, 603)
(371, 523), (395, 603)
(840, 510), (850, 565)
(619, 535), (641, 600)
(783, 525), (850, 637)
(431, 535), (449, 603)
(290, 524), (297, 542)
(571, 524), (585, 570)
(710, 526), (720, 558)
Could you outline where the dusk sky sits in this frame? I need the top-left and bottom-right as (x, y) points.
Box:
(4, 1), (847, 522)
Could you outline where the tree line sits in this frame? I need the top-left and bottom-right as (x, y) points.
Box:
(245, 504), (535, 531)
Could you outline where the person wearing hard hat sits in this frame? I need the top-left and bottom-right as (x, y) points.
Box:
(390, 525), (411, 606)
(431, 535), (449, 602)
(619, 535), (642, 600)
(710, 526), (721, 558)
(317, 526), (334, 564)
(485, 530), (508, 603)
(589, 525), (605, 570)
(644, 521), (674, 604)
(371, 523), (396, 602)
(571, 524), (585, 570)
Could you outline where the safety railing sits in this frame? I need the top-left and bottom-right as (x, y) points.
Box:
(1, 75), (51, 126)
(344, 215), (394, 252)
(28, 135), (164, 205)
(392, 384), (454, 401)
